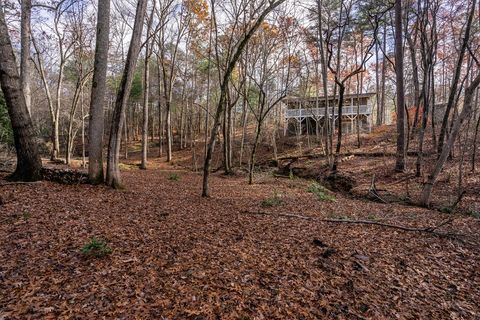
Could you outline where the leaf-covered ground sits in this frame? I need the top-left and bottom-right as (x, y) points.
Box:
(1, 158), (479, 319)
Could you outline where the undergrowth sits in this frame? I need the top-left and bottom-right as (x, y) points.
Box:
(81, 238), (112, 258)
(260, 191), (283, 208)
(168, 173), (180, 181)
(467, 209), (480, 218)
(307, 182), (336, 202)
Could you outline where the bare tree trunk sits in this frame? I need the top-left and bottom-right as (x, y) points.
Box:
(156, 55), (163, 157)
(124, 107), (129, 159)
(202, 0), (286, 197)
(106, 0), (147, 188)
(394, 0), (406, 172)
(203, 17), (213, 160)
(141, 67), (151, 169)
(222, 102), (229, 173)
(437, 0), (476, 154)
(80, 85), (86, 168)
(406, 30), (420, 133)
(32, 37), (56, 149)
(166, 101), (172, 162)
(66, 76), (87, 165)
(381, 23), (387, 124)
(430, 58), (438, 150)
(415, 9), (434, 177)
(316, 0), (330, 162)
(239, 105), (248, 167)
(375, 39), (381, 126)
(159, 111), (164, 157)
(223, 88), (235, 175)
(249, 117), (263, 185)
(0, 8), (42, 181)
(52, 10), (70, 161)
(415, 77), (430, 177)
(157, 11), (183, 163)
(458, 117), (471, 193)
(141, 7), (155, 170)
(420, 72), (480, 206)
(355, 35), (364, 148)
(332, 84), (345, 173)
(227, 104), (233, 172)
(272, 125), (278, 163)
(20, 0), (32, 115)
(88, 0), (110, 184)
(472, 109), (480, 172)
(52, 70), (62, 162)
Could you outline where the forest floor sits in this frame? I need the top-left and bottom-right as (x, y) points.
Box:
(1, 129), (480, 319)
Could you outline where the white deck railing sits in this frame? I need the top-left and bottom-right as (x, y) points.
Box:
(285, 105), (372, 119)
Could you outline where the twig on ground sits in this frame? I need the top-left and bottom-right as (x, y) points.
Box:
(0, 181), (43, 186)
(385, 174), (416, 186)
(240, 210), (462, 238)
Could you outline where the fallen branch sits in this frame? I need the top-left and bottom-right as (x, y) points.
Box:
(0, 181), (43, 186)
(274, 151), (429, 162)
(368, 174), (388, 203)
(240, 210), (461, 237)
(385, 174), (416, 186)
(273, 173), (290, 179)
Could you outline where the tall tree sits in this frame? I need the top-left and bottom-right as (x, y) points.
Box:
(436, 0), (476, 155)
(106, 0), (148, 188)
(156, 0), (187, 163)
(88, 0), (111, 184)
(421, 70), (480, 206)
(325, 0), (377, 173)
(0, 6), (42, 181)
(316, 0), (331, 163)
(202, 0), (286, 197)
(20, 0), (32, 114)
(394, 0), (406, 172)
(141, 2), (156, 170)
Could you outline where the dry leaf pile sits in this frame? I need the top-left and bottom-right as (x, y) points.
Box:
(0, 160), (479, 319)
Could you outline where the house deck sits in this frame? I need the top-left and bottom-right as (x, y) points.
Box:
(283, 93), (376, 135)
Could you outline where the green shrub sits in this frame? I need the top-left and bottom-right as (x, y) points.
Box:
(22, 211), (31, 220)
(260, 191), (283, 208)
(289, 169), (294, 180)
(466, 209), (480, 218)
(439, 206), (453, 214)
(168, 173), (180, 181)
(81, 238), (112, 258)
(307, 182), (336, 202)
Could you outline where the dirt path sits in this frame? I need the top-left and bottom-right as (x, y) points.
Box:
(1, 160), (479, 319)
